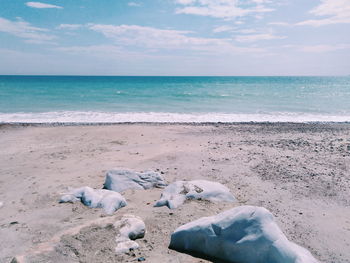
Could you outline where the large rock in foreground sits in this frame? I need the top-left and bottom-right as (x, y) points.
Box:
(169, 206), (319, 263)
(154, 180), (236, 209)
(103, 169), (167, 192)
(60, 186), (127, 214)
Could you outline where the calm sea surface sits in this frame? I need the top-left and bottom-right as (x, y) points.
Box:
(0, 76), (349, 123)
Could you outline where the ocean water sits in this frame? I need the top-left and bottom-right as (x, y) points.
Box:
(0, 76), (349, 123)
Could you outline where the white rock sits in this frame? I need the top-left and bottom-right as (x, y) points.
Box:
(169, 206), (319, 263)
(0, 201), (3, 208)
(59, 186), (127, 214)
(114, 214), (146, 254)
(103, 169), (167, 192)
(154, 180), (236, 209)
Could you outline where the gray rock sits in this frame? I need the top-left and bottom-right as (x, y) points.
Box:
(60, 186), (127, 214)
(103, 169), (167, 192)
(154, 180), (236, 209)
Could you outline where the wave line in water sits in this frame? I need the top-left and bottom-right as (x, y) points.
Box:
(1, 111), (350, 123)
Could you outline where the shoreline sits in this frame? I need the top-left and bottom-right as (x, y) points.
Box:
(2, 121), (350, 126)
(1, 123), (349, 262)
(1, 111), (350, 124)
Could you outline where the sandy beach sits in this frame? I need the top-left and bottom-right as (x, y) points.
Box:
(0, 123), (349, 263)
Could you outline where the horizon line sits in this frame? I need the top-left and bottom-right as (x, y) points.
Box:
(0, 74), (349, 77)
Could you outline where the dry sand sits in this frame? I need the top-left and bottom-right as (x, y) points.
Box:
(0, 123), (349, 263)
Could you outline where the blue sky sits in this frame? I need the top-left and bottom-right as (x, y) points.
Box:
(0, 0), (349, 75)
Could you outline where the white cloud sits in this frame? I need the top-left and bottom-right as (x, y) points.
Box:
(176, 0), (196, 4)
(88, 24), (191, 48)
(235, 32), (286, 42)
(26, 2), (63, 9)
(236, 29), (257, 34)
(268, 22), (290, 26)
(174, 0), (274, 19)
(296, 44), (350, 53)
(213, 25), (234, 33)
(57, 24), (82, 30)
(55, 45), (128, 56)
(128, 2), (141, 7)
(296, 0), (350, 26)
(87, 24), (263, 54)
(251, 0), (272, 3)
(0, 17), (56, 44)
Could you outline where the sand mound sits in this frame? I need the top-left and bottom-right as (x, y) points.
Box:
(12, 215), (146, 263)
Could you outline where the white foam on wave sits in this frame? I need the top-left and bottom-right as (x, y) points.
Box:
(0, 111), (349, 123)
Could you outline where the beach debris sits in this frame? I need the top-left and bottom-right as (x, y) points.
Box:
(59, 186), (127, 214)
(169, 205), (319, 263)
(154, 180), (236, 209)
(115, 214), (146, 254)
(11, 215), (146, 262)
(103, 169), (167, 192)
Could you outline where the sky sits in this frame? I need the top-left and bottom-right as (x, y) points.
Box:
(0, 0), (349, 76)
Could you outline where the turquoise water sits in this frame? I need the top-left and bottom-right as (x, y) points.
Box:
(0, 76), (349, 122)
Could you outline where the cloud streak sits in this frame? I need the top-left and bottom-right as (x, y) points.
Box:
(87, 24), (263, 54)
(174, 0), (274, 19)
(57, 24), (82, 30)
(128, 2), (141, 7)
(0, 17), (56, 44)
(235, 32), (286, 42)
(213, 25), (234, 33)
(26, 2), (63, 9)
(296, 0), (350, 26)
(293, 44), (350, 53)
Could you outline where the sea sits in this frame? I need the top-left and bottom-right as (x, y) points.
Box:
(0, 76), (349, 123)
